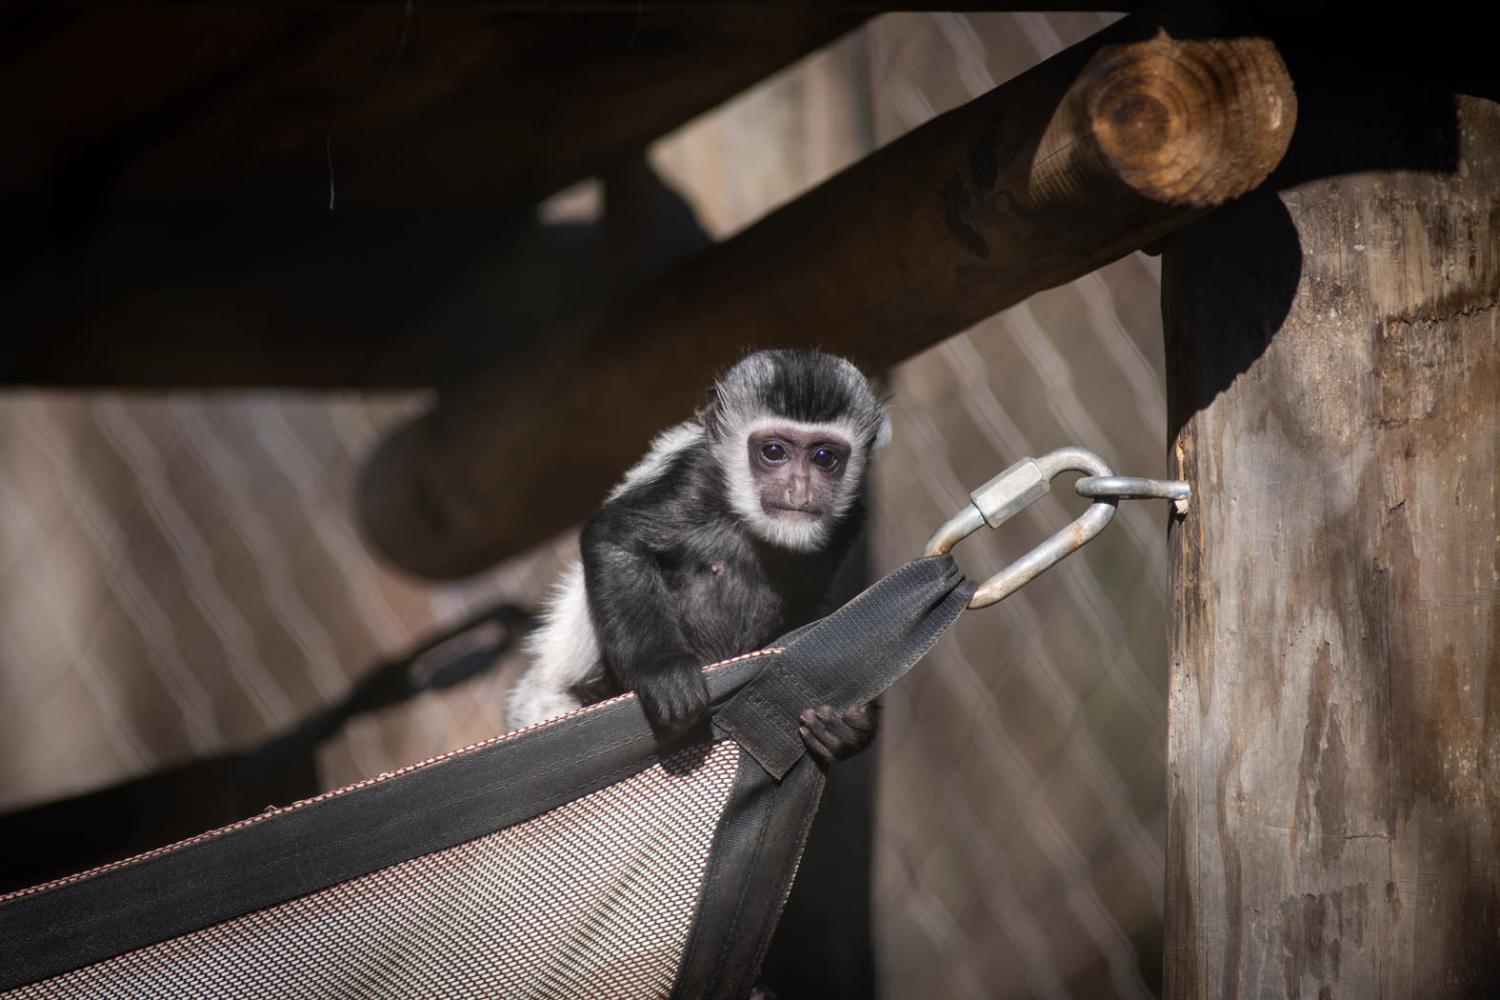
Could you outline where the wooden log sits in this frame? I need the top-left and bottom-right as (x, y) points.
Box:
(358, 15), (1294, 578)
(2, 8), (858, 211)
(0, 162), (708, 389)
(1162, 86), (1500, 998)
(200, 3), (1140, 9)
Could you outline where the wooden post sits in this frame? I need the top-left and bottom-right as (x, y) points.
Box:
(359, 16), (1294, 577)
(1162, 79), (1500, 998)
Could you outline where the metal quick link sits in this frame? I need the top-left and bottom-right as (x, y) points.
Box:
(926, 447), (1190, 610)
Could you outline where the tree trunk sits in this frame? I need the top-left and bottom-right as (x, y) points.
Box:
(1162, 87), (1500, 999)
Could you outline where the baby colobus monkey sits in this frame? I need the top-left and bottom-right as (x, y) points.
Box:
(507, 349), (886, 761)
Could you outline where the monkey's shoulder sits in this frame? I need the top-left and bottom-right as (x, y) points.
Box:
(604, 420), (709, 505)
(589, 493), (747, 565)
(594, 438), (726, 530)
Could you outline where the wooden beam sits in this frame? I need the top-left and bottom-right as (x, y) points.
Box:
(1161, 83), (1500, 1000)
(324, 10), (863, 210)
(0, 161), (708, 389)
(0, 8), (852, 386)
(180, 3), (1140, 9)
(357, 15), (1295, 577)
(4, 8), (859, 212)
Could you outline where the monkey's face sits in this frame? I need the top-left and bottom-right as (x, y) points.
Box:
(708, 350), (883, 552)
(745, 426), (852, 533)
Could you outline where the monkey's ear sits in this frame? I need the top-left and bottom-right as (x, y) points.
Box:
(874, 413), (893, 451)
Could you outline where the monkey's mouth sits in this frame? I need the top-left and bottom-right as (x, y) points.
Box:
(763, 503), (823, 522)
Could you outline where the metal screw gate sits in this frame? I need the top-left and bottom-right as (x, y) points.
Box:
(926, 446), (1189, 609)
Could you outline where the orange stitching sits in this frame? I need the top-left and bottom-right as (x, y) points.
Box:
(0, 647), (783, 903)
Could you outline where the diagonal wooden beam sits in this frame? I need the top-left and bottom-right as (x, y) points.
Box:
(5, 8), (862, 213)
(0, 8), (860, 388)
(0, 161), (709, 389)
(358, 15), (1296, 578)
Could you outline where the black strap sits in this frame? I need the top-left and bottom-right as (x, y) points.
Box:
(675, 555), (974, 998)
(0, 561), (968, 989)
(715, 555), (974, 778)
(0, 601), (535, 898)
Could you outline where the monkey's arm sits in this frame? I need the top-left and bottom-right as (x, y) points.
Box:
(579, 513), (710, 731)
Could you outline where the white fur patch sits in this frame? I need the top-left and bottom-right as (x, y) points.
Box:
(711, 415), (870, 552)
(607, 421), (703, 502)
(506, 560), (600, 730)
(509, 422), (704, 730)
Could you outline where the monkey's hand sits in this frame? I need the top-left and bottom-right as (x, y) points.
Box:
(798, 701), (880, 765)
(634, 655), (712, 733)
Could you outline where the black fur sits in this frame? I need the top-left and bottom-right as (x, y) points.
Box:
(579, 437), (866, 729)
(703, 348), (885, 443)
(577, 349), (883, 735)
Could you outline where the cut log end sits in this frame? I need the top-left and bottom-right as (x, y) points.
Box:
(1086, 31), (1296, 207)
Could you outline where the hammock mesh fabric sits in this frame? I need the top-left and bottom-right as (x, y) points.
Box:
(0, 557), (973, 1000)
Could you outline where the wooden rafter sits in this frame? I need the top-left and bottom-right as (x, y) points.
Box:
(356, 14), (1296, 578)
(1, 7), (860, 386)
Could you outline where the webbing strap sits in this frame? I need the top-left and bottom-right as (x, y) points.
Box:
(0, 557), (971, 991)
(715, 555), (974, 778)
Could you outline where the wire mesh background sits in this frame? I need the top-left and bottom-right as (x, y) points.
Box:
(0, 11), (1165, 999)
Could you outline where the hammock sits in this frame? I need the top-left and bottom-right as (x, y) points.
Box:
(0, 556), (973, 999)
(0, 445), (1182, 997)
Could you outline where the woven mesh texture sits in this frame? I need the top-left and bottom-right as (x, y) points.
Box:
(7, 740), (741, 1000)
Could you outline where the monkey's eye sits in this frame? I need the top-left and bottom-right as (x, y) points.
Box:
(760, 442), (788, 463)
(811, 447), (841, 471)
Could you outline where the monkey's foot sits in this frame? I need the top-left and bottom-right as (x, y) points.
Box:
(798, 701), (880, 764)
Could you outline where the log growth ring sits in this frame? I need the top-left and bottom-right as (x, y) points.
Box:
(1087, 30), (1295, 207)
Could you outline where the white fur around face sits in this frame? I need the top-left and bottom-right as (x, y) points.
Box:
(506, 559), (599, 730)
(711, 415), (869, 552)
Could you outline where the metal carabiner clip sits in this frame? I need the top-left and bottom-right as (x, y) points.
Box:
(926, 447), (1119, 609)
